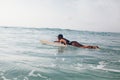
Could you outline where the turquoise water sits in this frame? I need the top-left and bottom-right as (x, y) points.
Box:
(0, 27), (120, 80)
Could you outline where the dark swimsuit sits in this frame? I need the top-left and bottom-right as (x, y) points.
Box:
(60, 38), (70, 45)
(61, 38), (83, 47)
(70, 41), (83, 46)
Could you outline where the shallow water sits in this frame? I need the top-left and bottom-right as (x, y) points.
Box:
(0, 27), (120, 80)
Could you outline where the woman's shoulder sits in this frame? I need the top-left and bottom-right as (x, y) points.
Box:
(60, 38), (65, 41)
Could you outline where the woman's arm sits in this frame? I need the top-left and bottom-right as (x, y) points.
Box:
(54, 39), (67, 45)
(60, 39), (67, 45)
(54, 41), (59, 42)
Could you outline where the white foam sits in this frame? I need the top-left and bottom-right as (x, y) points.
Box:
(1, 76), (11, 80)
(62, 58), (65, 61)
(96, 64), (105, 69)
(23, 77), (29, 80)
(90, 61), (120, 73)
(13, 78), (17, 80)
(0, 71), (5, 77)
(102, 68), (120, 72)
(37, 74), (48, 79)
(28, 70), (35, 77)
(118, 60), (120, 62)
(28, 70), (48, 79)
(96, 61), (106, 69)
(77, 63), (83, 67)
(0, 72), (3, 76)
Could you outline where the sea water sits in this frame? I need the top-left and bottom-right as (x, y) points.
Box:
(0, 27), (120, 80)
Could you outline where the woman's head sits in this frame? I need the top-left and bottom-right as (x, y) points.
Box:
(58, 34), (63, 40)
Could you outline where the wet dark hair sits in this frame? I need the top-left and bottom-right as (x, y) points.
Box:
(58, 34), (63, 39)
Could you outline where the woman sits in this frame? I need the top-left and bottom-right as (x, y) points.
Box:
(54, 34), (99, 49)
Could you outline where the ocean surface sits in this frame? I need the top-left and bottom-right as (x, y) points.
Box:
(0, 26), (120, 80)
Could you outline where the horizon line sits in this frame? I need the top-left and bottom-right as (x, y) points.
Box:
(0, 26), (120, 33)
